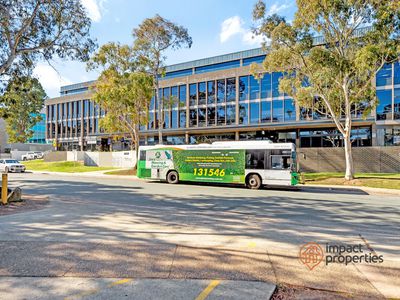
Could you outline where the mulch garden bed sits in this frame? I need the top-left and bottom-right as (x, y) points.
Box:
(0, 195), (49, 216)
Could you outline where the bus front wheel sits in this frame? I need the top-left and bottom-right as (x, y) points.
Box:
(246, 174), (261, 190)
(166, 170), (179, 184)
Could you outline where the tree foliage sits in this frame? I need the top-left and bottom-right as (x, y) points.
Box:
(0, 76), (46, 143)
(0, 0), (96, 77)
(88, 43), (153, 151)
(132, 14), (192, 142)
(252, 0), (400, 179)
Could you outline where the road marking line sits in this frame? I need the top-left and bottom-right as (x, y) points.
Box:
(195, 280), (221, 300)
(107, 278), (133, 288)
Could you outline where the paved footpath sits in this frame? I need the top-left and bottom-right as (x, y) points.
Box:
(0, 173), (399, 299)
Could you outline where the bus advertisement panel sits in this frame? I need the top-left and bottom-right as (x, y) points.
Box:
(172, 149), (245, 183)
(141, 148), (245, 184)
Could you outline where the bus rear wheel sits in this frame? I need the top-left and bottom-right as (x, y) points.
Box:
(247, 174), (261, 190)
(166, 171), (179, 184)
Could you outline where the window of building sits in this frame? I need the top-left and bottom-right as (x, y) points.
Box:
(242, 55), (266, 66)
(239, 104), (248, 124)
(171, 86), (178, 108)
(207, 107), (215, 126)
(83, 100), (89, 117)
(239, 76), (248, 102)
(198, 107), (206, 127)
(376, 89), (392, 120)
(261, 101), (271, 123)
(300, 107), (312, 120)
(226, 78), (236, 102)
(62, 103), (66, 119)
(179, 85), (186, 107)
(272, 72), (283, 98)
(249, 75), (260, 100)
(394, 88), (400, 119)
(217, 106), (225, 125)
(272, 100), (283, 122)
(83, 119), (87, 135)
(245, 150), (265, 169)
(394, 62), (400, 85)
(194, 60), (240, 74)
(217, 79), (225, 103)
(207, 81), (215, 104)
(148, 112), (154, 129)
(198, 82), (206, 105)
(189, 109), (197, 127)
(226, 105), (236, 125)
(189, 84), (197, 106)
(150, 95), (155, 110)
(57, 104), (60, 119)
(89, 118), (93, 134)
(179, 110), (186, 128)
(171, 110), (178, 129)
(164, 136), (186, 145)
(249, 102), (260, 124)
(284, 99), (296, 121)
(164, 68), (192, 79)
(261, 73), (272, 99)
(383, 127), (400, 146)
(164, 110), (170, 129)
(376, 63), (392, 87)
(163, 87), (170, 108)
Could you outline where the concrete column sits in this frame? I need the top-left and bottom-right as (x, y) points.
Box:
(80, 100), (84, 151)
(371, 123), (378, 146)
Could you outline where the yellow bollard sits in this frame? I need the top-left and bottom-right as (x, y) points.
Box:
(2, 173), (8, 205)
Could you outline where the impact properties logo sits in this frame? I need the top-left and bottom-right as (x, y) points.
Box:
(299, 242), (384, 270)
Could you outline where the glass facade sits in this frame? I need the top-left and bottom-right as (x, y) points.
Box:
(47, 52), (400, 149)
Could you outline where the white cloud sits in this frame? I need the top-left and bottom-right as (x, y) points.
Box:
(220, 16), (265, 47)
(220, 16), (244, 43)
(33, 63), (72, 98)
(268, 3), (290, 15)
(242, 31), (265, 46)
(80, 0), (103, 22)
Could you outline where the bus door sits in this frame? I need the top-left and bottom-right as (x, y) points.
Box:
(264, 149), (292, 185)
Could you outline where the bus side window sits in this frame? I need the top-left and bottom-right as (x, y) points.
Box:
(270, 155), (291, 170)
(140, 151), (146, 160)
(245, 150), (265, 169)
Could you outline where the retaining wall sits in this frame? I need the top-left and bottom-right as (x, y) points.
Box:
(298, 146), (400, 173)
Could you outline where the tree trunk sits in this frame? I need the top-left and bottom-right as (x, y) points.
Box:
(344, 133), (354, 180)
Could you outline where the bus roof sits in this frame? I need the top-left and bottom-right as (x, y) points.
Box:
(139, 141), (295, 151)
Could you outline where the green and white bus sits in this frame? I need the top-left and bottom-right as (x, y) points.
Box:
(137, 141), (299, 189)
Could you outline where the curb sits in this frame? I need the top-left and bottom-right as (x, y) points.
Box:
(303, 183), (400, 195)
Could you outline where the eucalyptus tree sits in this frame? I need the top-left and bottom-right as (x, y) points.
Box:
(87, 43), (153, 151)
(252, 0), (400, 179)
(133, 14), (192, 143)
(0, 0), (96, 77)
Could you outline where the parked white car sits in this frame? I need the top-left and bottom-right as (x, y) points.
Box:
(34, 151), (44, 159)
(0, 159), (26, 173)
(21, 152), (36, 161)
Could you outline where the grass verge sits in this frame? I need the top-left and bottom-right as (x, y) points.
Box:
(104, 168), (136, 176)
(304, 172), (400, 190)
(23, 160), (115, 173)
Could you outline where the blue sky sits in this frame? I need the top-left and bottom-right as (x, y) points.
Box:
(34, 0), (296, 98)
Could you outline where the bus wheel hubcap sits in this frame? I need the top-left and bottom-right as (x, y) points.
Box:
(250, 178), (256, 185)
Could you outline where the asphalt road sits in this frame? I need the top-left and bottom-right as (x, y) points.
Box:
(0, 173), (399, 299)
